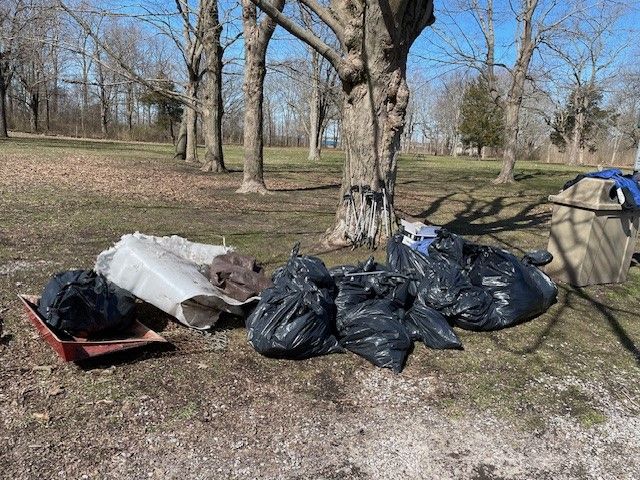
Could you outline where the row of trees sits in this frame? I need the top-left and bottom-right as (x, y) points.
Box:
(1, 0), (638, 244)
(0, 1), (343, 169)
(1, 0), (435, 244)
(403, 0), (639, 174)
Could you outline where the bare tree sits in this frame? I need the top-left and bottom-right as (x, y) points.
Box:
(60, 0), (228, 170)
(430, 0), (603, 183)
(93, 41), (110, 136)
(608, 69), (640, 165)
(174, 0), (204, 163)
(0, 0), (33, 138)
(199, 0), (226, 172)
(306, 48), (338, 160)
(250, 0), (434, 245)
(236, 0), (285, 194)
(297, 6), (338, 161)
(546, 11), (626, 165)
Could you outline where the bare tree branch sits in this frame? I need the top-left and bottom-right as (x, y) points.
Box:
(249, 0), (343, 72)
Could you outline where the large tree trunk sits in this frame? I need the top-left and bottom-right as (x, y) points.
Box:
(125, 83), (134, 132)
(0, 67), (8, 138)
(321, 1), (433, 247)
(45, 87), (51, 133)
(249, 0), (433, 246)
(200, 0), (227, 173)
(95, 51), (109, 138)
(492, 0), (538, 184)
(99, 96), (108, 138)
(186, 104), (198, 162)
(494, 100), (520, 183)
(567, 114), (582, 165)
(175, 114), (188, 159)
(325, 60), (410, 246)
(185, 82), (198, 163)
(610, 133), (621, 166)
(308, 49), (322, 161)
(29, 92), (39, 133)
(237, 0), (284, 193)
(81, 65), (89, 136)
(238, 53), (267, 192)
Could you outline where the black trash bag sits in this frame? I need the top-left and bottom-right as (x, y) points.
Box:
(413, 262), (495, 331)
(331, 258), (411, 323)
(386, 234), (432, 296)
(404, 298), (463, 350)
(246, 282), (341, 360)
(38, 269), (136, 338)
(440, 284), (497, 331)
(428, 229), (465, 266)
(522, 250), (553, 266)
(417, 261), (467, 311)
(333, 277), (373, 323)
(465, 245), (558, 329)
(272, 243), (334, 291)
(336, 299), (412, 373)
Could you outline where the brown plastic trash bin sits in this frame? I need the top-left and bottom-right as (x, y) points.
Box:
(545, 178), (640, 286)
(545, 177), (639, 286)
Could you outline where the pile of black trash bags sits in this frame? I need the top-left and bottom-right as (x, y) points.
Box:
(246, 231), (558, 373)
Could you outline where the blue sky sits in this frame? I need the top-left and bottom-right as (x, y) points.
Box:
(85, 0), (640, 101)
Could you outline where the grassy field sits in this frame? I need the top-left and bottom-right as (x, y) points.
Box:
(1, 136), (639, 479)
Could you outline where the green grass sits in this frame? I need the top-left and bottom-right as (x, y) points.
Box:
(1, 135), (639, 433)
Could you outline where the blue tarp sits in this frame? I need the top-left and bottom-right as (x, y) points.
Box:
(583, 169), (640, 208)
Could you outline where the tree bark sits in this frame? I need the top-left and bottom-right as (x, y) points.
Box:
(175, 113), (188, 159)
(185, 82), (198, 163)
(308, 49), (322, 161)
(125, 83), (134, 132)
(200, 0), (227, 173)
(238, 53), (268, 191)
(95, 49), (109, 138)
(0, 66), (8, 138)
(81, 58), (89, 136)
(324, 1), (433, 246)
(610, 133), (620, 166)
(29, 91), (39, 133)
(494, 99), (520, 182)
(567, 110), (582, 165)
(237, 0), (284, 193)
(492, 0), (538, 184)
(186, 103), (198, 162)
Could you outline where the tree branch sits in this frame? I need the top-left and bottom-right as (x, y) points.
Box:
(58, 1), (196, 108)
(298, 0), (345, 45)
(248, 0), (344, 73)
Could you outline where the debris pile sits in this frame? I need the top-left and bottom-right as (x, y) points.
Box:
(25, 233), (267, 361)
(246, 230), (557, 372)
(25, 230), (557, 369)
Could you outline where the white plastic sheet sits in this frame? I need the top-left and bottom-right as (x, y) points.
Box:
(95, 233), (256, 329)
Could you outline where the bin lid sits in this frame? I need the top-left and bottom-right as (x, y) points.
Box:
(548, 178), (622, 211)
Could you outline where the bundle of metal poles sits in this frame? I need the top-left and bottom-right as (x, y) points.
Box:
(343, 185), (393, 248)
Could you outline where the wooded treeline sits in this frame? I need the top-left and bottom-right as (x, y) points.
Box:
(404, 1), (640, 171)
(1, 1), (637, 165)
(1, 0), (638, 244)
(0, 0), (342, 159)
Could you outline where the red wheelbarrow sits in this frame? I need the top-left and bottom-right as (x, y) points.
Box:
(18, 294), (168, 362)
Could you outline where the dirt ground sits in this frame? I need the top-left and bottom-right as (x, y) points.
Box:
(1, 136), (639, 479)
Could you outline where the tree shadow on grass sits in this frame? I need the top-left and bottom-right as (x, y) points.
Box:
(573, 287), (640, 365)
(487, 284), (640, 366)
(270, 183), (341, 192)
(404, 185), (550, 244)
